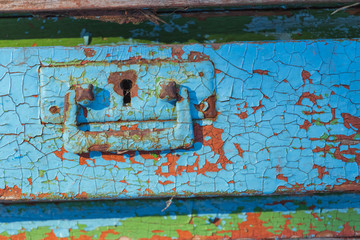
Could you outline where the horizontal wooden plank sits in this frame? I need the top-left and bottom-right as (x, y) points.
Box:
(1, 39), (360, 200)
(0, 193), (359, 238)
(0, 8), (359, 47)
(0, 0), (355, 12)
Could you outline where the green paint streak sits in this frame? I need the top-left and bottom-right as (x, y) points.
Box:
(260, 211), (288, 234)
(2, 208), (360, 239)
(260, 207), (360, 236)
(320, 133), (329, 140)
(25, 226), (50, 240)
(38, 170), (46, 178)
(0, 232), (10, 237)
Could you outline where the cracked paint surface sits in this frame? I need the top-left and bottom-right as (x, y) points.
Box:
(0, 39), (360, 200)
(0, 193), (359, 239)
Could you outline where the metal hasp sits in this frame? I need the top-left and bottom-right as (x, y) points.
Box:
(63, 82), (194, 153)
(40, 60), (215, 154)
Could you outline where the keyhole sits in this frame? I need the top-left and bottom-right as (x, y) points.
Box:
(120, 79), (132, 106)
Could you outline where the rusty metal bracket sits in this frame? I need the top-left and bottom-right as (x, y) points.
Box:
(63, 83), (194, 154)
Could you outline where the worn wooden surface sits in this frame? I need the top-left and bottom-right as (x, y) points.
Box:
(0, 8), (359, 47)
(0, 7), (359, 239)
(0, 39), (359, 200)
(0, 0), (355, 12)
(0, 193), (359, 239)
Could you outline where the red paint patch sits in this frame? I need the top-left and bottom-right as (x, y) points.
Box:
(215, 69), (222, 74)
(332, 177), (360, 191)
(313, 165), (329, 180)
(300, 120), (311, 131)
(129, 56), (141, 62)
(54, 146), (68, 160)
(176, 230), (193, 240)
(171, 46), (185, 60)
(342, 113), (360, 133)
(10, 233), (26, 240)
(301, 70), (313, 84)
(32, 193), (52, 199)
(194, 124), (232, 169)
(27, 177), (32, 185)
(139, 152), (161, 161)
(252, 100), (264, 114)
(102, 154), (127, 163)
(277, 174), (288, 182)
(79, 154), (95, 166)
(42, 230), (61, 240)
(158, 180), (174, 185)
(237, 111), (248, 119)
(149, 235), (172, 240)
(333, 84), (350, 89)
(276, 183), (305, 193)
(156, 124), (232, 177)
(120, 124), (139, 131)
(145, 188), (153, 194)
(311, 133), (360, 165)
(303, 110), (325, 115)
(296, 92), (323, 106)
(99, 229), (119, 240)
(119, 180), (128, 184)
(234, 143), (245, 157)
(0, 185), (22, 200)
(340, 222), (359, 237)
(75, 192), (88, 199)
(155, 153), (181, 177)
(187, 51), (209, 62)
(83, 48), (96, 57)
(253, 69), (269, 75)
(231, 213), (274, 239)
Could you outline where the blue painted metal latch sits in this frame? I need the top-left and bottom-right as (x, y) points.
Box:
(39, 61), (216, 154)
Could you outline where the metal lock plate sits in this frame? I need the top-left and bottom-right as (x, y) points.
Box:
(40, 61), (215, 153)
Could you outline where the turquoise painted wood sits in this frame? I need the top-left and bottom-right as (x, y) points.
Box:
(0, 39), (359, 201)
(0, 4), (359, 239)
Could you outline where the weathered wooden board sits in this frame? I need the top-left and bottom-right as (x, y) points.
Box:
(0, 8), (360, 47)
(0, 193), (359, 238)
(0, 39), (359, 200)
(0, 0), (354, 12)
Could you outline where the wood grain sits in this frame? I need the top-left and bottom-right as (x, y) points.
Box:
(0, 0), (355, 12)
